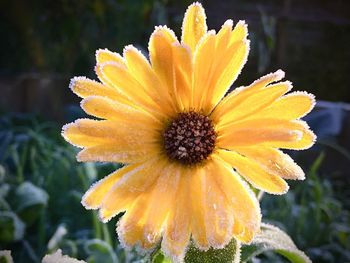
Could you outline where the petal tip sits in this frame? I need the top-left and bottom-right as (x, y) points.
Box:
(186, 2), (205, 14)
(69, 76), (81, 91)
(223, 19), (234, 27)
(80, 194), (97, 210)
(275, 69), (285, 80)
(98, 208), (114, 223)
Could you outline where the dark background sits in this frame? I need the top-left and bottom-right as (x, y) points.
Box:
(1, 0), (350, 121)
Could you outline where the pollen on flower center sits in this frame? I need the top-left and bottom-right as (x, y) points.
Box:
(163, 111), (217, 165)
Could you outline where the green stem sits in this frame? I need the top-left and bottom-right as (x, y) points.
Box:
(93, 211), (102, 240)
(102, 223), (113, 247)
(77, 166), (102, 240)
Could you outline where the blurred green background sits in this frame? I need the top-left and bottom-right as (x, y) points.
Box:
(0, 0), (349, 262)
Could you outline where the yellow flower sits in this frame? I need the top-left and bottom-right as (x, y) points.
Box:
(62, 2), (316, 262)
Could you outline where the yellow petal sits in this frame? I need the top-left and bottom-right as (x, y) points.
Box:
(172, 43), (193, 111)
(123, 45), (174, 116)
(203, 162), (234, 248)
(62, 121), (108, 148)
(99, 158), (165, 222)
(69, 77), (122, 101)
(234, 146), (305, 180)
(62, 119), (159, 149)
(206, 41), (249, 113)
(215, 81), (292, 127)
(94, 49), (131, 106)
(149, 26), (180, 112)
(118, 164), (181, 250)
(117, 192), (155, 249)
(229, 20), (248, 44)
(77, 143), (160, 164)
(218, 150), (289, 194)
(162, 168), (191, 263)
(212, 70), (285, 121)
(143, 164), (181, 246)
(96, 48), (124, 65)
(251, 91), (316, 120)
(181, 2), (207, 53)
(217, 119), (316, 150)
(232, 220), (255, 243)
(271, 121), (316, 150)
(80, 96), (160, 127)
(203, 21), (249, 113)
(192, 31), (216, 109)
(99, 62), (163, 116)
(215, 20), (233, 53)
(211, 156), (261, 241)
(81, 164), (139, 209)
(189, 166), (209, 250)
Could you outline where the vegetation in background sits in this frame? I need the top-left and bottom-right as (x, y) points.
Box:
(0, 114), (349, 262)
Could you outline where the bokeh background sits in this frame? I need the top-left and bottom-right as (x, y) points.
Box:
(0, 0), (349, 262)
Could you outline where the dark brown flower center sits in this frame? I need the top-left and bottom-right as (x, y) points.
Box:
(163, 111), (216, 165)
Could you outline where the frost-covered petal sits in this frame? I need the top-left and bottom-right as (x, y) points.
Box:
(217, 119), (316, 150)
(172, 43), (193, 111)
(181, 2), (207, 53)
(192, 21), (249, 111)
(161, 168), (191, 263)
(123, 45), (174, 117)
(80, 96), (161, 127)
(98, 62), (164, 116)
(232, 220), (255, 243)
(189, 167), (209, 250)
(142, 164), (181, 247)
(117, 191), (155, 250)
(98, 158), (166, 222)
(81, 164), (139, 209)
(250, 91), (316, 120)
(203, 163), (234, 248)
(96, 48), (124, 65)
(189, 164), (234, 250)
(94, 49), (131, 106)
(211, 156), (261, 243)
(192, 31), (216, 110)
(69, 76), (126, 103)
(234, 146), (305, 180)
(212, 70), (285, 121)
(62, 118), (159, 149)
(149, 26), (180, 113)
(215, 81), (292, 127)
(218, 150), (289, 194)
(201, 21), (249, 113)
(76, 143), (160, 164)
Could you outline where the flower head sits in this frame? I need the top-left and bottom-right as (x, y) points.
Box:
(62, 2), (316, 262)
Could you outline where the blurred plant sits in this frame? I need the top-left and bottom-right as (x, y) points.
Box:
(0, 113), (140, 262)
(259, 153), (350, 262)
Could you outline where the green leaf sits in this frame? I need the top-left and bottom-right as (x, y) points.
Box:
(241, 223), (311, 263)
(0, 211), (25, 243)
(84, 239), (117, 263)
(14, 181), (48, 225)
(184, 238), (240, 263)
(152, 249), (172, 263)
